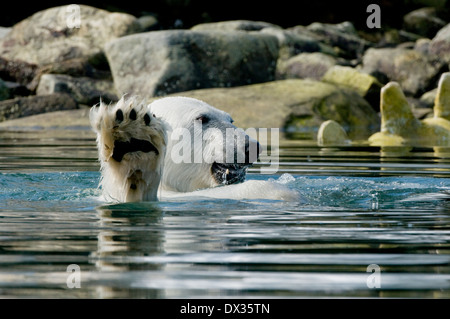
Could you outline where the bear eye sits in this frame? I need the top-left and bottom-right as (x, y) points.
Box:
(195, 115), (209, 124)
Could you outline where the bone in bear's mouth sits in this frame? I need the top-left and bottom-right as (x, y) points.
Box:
(112, 138), (159, 162)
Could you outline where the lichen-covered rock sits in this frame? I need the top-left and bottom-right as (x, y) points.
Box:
(369, 82), (450, 146)
(36, 74), (117, 105)
(433, 72), (450, 119)
(105, 30), (279, 97)
(0, 5), (140, 66)
(317, 120), (350, 146)
(321, 65), (383, 110)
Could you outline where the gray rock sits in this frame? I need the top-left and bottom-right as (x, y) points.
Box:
(305, 21), (372, 59)
(27, 57), (112, 91)
(0, 5), (141, 66)
(36, 74), (117, 105)
(403, 7), (446, 38)
(105, 30), (279, 97)
(429, 23), (450, 64)
(191, 20), (281, 32)
(361, 47), (445, 96)
(261, 27), (336, 61)
(276, 52), (337, 80)
(0, 93), (77, 121)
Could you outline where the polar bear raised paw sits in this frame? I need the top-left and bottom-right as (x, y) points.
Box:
(90, 97), (166, 202)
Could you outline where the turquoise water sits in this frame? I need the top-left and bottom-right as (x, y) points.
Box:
(0, 131), (449, 298)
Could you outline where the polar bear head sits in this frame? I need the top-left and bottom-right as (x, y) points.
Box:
(150, 96), (260, 192)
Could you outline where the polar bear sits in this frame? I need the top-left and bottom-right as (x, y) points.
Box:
(90, 96), (260, 202)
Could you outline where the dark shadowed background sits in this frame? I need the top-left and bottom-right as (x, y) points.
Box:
(1, 0), (448, 30)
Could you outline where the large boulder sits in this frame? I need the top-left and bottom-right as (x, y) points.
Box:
(105, 30), (279, 97)
(0, 5), (140, 67)
(361, 47), (445, 96)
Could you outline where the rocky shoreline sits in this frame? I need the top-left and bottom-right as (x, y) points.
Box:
(0, 4), (450, 144)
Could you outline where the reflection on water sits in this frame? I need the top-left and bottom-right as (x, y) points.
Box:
(0, 130), (449, 298)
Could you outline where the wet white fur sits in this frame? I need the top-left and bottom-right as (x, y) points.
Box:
(90, 97), (166, 202)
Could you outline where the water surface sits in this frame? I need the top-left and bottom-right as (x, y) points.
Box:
(0, 129), (449, 298)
